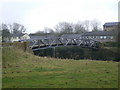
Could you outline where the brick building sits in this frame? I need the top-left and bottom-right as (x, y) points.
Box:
(103, 22), (119, 31)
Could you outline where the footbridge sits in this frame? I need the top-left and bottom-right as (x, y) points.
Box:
(29, 37), (100, 51)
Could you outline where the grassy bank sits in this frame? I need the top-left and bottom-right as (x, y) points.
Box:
(2, 47), (119, 88)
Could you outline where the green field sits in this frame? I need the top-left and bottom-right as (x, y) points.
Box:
(2, 47), (119, 88)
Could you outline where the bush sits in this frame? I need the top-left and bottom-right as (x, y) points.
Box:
(34, 46), (119, 61)
(103, 42), (119, 47)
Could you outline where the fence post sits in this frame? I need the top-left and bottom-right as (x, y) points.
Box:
(24, 42), (27, 52)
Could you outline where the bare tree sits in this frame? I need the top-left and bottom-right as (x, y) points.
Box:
(73, 21), (87, 34)
(1, 24), (10, 35)
(55, 22), (73, 34)
(44, 27), (54, 34)
(1, 24), (11, 42)
(1, 23), (26, 34)
(34, 30), (45, 35)
(12, 23), (26, 34)
(83, 20), (90, 31)
(91, 20), (101, 32)
(1, 23), (26, 42)
(2, 24), (8, 30)
(48, 29), (55, 34)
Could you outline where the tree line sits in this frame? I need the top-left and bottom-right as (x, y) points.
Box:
(32, 20), (102, 35)
(0, 23), (26, 42)
(1, 23), (26, 36)
(0, 20), (101, 41)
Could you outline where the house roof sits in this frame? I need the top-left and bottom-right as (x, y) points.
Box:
(29, 35), (58, 40)
(30, 36), (45, 40)
(10, 33), (25, 37)
(61, 34), (83, 39)
(82, 31), (117, 36)
(61, 31), (117, 38)
(103, 22), (120, 27)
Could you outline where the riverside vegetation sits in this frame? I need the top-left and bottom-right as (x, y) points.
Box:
(2, 46), (119, 88)
(34, 42), (119, 61)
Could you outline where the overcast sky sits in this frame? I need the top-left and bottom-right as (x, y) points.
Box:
(0, 0), (119, 33)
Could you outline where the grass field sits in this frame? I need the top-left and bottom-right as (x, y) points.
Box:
(2, 47), (119, 88)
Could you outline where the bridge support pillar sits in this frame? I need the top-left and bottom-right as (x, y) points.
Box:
(53, 47), (56, 58)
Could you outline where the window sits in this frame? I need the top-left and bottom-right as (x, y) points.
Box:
(100, 36), (103, 39)
(96, 36), (99, 39)
(110, 36), (114, 39)
(103, 36), (107, 39)
(89, 36), (92, 39)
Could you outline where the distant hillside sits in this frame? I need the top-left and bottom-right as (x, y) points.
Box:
(2, 47), (119, 88)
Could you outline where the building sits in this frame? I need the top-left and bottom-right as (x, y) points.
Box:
(82, 31), (117, 42)
(61, 31), (117, 42)
(61, 34), (83, 39)
(29, 34), (58, 40)
(103, 22), (119, 31)
(3, 33), (30, 42)
(10, 33), (30, 42)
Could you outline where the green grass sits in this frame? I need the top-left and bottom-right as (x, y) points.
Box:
(2, 47), (119, 88)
